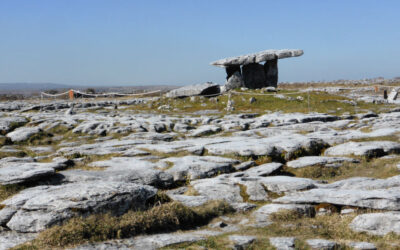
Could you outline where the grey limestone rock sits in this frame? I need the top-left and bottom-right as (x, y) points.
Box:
(0, 162), (59, 185)
(242, 63), (267, 89)
(190, 125), (221, 137)
(225, 71), (244, 91)
(211, 49), (303, 67)
(78, 157), (174, 188)
(269, 237), (296, 250)
(228, 235), (256, 250)
(0, 116), (28, 134)
(275, 187), (400, 210)
(0, 231), (37, 250)
(350, 212), (400, 236)
(162, 155), (238, 182)
(6, 127), (41, 142)
(324, 141), (400, 158)
(286, 156), (359, 169)
(348, 241), (377, 250)
(1, 181), (157, 232)
(241, 162), (282, 177)
(191, 177), (243, 204)
(165, 82), (220, 98)
(306, 239), (337, 250)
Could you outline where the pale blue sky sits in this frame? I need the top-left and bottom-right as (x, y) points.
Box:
(0, 0), (399, 86)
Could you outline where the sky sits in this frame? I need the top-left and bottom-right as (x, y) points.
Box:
(0, 0), (399, 86)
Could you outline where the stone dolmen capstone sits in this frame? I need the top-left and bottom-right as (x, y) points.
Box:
(211, 49), (303, 90)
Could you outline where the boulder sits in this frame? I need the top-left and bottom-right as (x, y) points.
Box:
(165, 82), (220, 98)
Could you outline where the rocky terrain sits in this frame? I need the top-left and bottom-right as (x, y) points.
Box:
(0, 83), (400, 249)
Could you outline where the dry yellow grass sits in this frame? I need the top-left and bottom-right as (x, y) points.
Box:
(14, 200), (233, 249)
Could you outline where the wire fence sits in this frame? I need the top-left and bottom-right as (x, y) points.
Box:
(40, 89), (162, 99)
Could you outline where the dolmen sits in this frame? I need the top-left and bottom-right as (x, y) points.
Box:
(211, 49), (303, 90)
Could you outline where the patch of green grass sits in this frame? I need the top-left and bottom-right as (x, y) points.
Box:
(15, 200), (233, 249)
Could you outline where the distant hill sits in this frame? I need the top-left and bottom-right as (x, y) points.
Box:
(0, 83), (73, 93)
(0, 83), (177, 95)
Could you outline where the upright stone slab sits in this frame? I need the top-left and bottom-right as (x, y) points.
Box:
(242, 63), (267, 89)
(264, 59), (278, 87)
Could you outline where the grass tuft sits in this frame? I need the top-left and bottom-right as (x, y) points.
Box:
(15, 200), (233, 249)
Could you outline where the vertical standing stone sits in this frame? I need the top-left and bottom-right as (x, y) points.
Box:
(264, 59), (278, 88)
(225, 71), (244, 91)
(242, 63), (266, 89)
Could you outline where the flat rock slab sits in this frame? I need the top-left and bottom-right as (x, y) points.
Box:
(318, 175), (400, 190)
(190, 125), (221, 137)
(191, 178), (243, 204)
(204, 134), (327, 160)
(324, 141), (400, 158)
(286, 156), (359, 168)
(350, 212), (400, 236)
(6, 127), (41, 142)
(0, 181), (157, 232)
(0, 163), (55, 185)
(275, 187), (400, 210)
(69, 157), (174, 188)
(237, 175), (317, 194)
(348, 241), (377, 250)
(165, 82), (220, 98)
(74, 230), (222, 250)
(211, 49), (303, 67)
(240, 162), (282, 176)
(162, 155), (239, 181)
(0, 116), (28, 134)
(306, 239), (337, 250)
(269, 237), (296, 250)
(0, 231), (37, 250)
(257, 112), (339, 126)
(228, 235), (256, 250)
